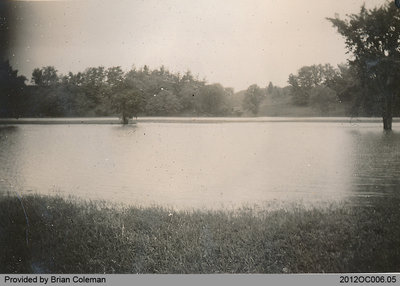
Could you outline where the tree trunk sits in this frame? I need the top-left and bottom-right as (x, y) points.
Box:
(383, 115), (392, 130)
(122, 112), (128, 124)
(383, 91), (393, 131)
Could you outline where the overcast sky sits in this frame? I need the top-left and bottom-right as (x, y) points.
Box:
(9, 0), (387, 91)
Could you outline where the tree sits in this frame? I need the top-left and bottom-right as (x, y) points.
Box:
(105, 67), (145, 123)
(288, 64), (338, 105)
(242, 84), (264, 115)
(0, 61), (26, 117)
(197, 84), (230, 116)
(176, 70), (205, 114)
(80, 67), (109, 114)
(31, 66), (59, 86)
(110, 88), (143, 124)
(326, 64), (358, 103)
(328, 2), (400, 130)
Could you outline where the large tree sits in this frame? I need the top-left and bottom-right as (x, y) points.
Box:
(328, 2), (400, 130)
(110, 88), (143, 124)
(107, 67), (144, 123)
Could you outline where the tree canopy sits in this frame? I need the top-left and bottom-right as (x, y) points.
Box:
(31, 66), (59, 86)
(288, 64), (338, 106)
(328, 1), (400, 129)
(9, 64), (241, 121)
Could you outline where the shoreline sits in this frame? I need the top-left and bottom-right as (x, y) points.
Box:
(0, 116), (397, 125)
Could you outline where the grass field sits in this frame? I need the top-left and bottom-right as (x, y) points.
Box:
(1, 194), (399, 273)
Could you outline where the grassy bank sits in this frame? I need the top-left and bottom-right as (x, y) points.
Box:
(1, 194), (400, 273)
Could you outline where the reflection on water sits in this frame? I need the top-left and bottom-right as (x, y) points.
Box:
(0, 121), (399, 210)
(349, 130), (400, 202)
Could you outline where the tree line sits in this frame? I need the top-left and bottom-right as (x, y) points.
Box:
(1, 64), (240, 122)
(0, 59), (394, 122)
(0, 60), (354, 121)
(0, 61), (295, 120)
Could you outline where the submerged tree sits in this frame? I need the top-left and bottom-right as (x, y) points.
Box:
(328, 2), (400, 130)
(107, 67), (144, 124)
(110, 89), (142, 124)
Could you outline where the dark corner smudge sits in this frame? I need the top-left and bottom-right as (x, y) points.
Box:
(0, 0), (12, 61)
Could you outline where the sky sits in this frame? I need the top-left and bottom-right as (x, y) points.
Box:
(8, 0), (388, 91)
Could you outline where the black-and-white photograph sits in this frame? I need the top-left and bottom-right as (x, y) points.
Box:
(1, 0), (400, 275)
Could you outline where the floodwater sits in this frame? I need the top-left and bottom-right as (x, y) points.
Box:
(1, 119), (400, 210)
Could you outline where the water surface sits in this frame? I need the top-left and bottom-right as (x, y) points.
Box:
(1, 120), (399, 210)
